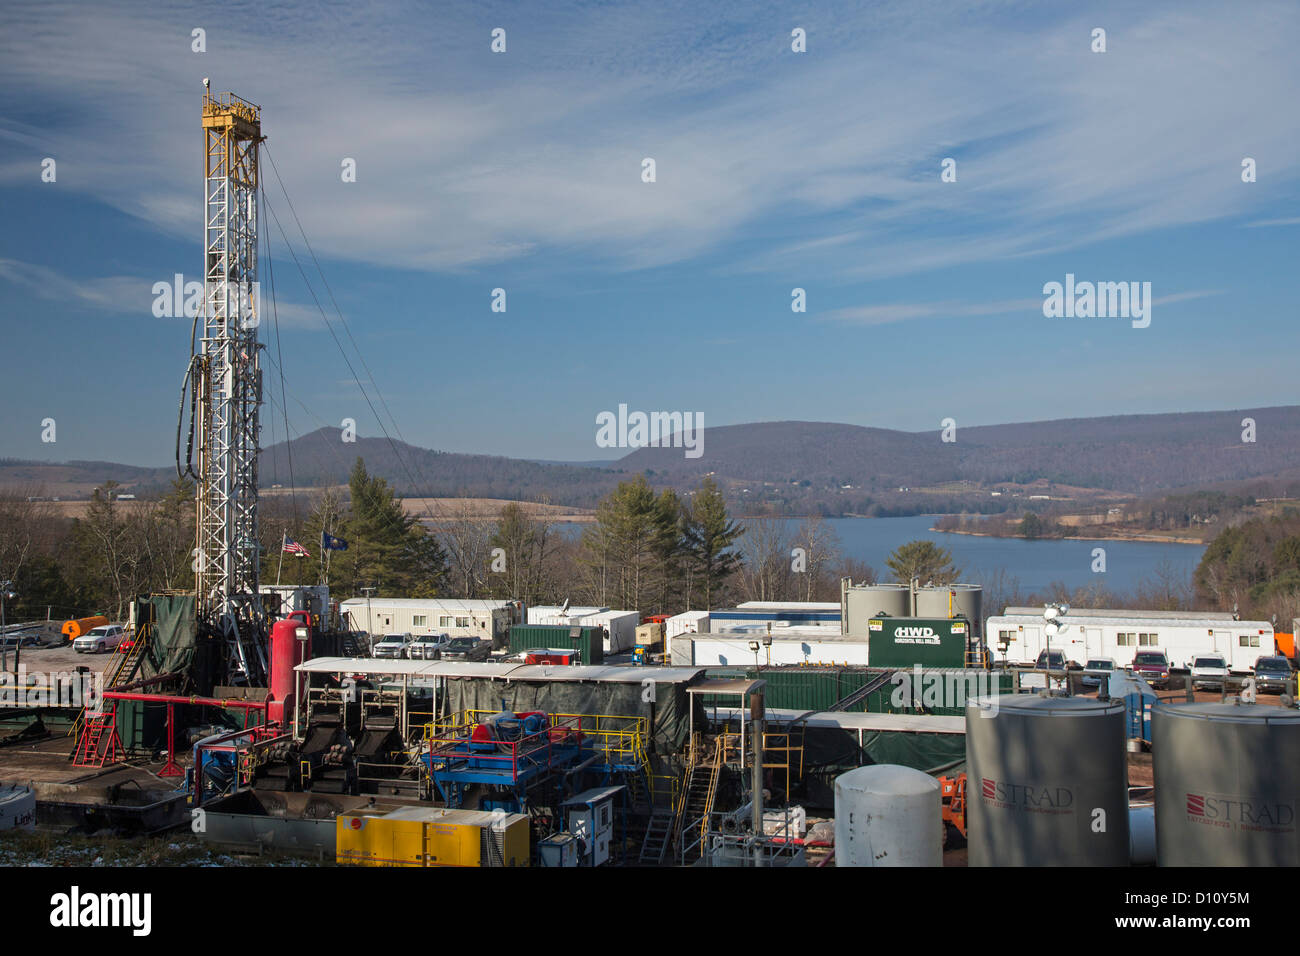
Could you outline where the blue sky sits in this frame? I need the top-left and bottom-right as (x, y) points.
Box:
(1, 0), (1297, 467)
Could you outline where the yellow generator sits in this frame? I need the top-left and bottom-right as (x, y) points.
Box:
(336, 807), (530, 867)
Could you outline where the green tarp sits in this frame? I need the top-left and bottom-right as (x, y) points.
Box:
(797, 726), (967, 810)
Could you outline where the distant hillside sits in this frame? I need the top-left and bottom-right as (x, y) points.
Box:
(5, 406), (1300, 516)
(619, 407), (1300, 498)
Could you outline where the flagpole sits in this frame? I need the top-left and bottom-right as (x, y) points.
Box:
(276, 530), (286, 586)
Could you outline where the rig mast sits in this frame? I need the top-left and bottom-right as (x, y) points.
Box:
(193, 91), (266, 684)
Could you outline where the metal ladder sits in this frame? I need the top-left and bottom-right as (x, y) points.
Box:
(72, 705), (122, 768)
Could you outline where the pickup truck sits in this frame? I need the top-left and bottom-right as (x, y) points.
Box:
(440, 637), (491, 662)
(408, 633), (452, 660)
(73, 624), (127, 654)
(371, 633), (414, 659)
(1252, 656), (1294, 694)
(1190, 654), (1229, 691)
(1131, 650), (1171, 689)
(1081, 657), (1117, 689)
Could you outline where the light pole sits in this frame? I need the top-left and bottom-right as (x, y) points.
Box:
(0, 582), (15, 674)
(361, 586), (377, 655)
(1043, 602), (1070, 692)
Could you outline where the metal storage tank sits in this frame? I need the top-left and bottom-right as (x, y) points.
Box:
(966, 694), (1129, 866)
(834, 765), (941, 866)
(842, 583), (910, 633)
(913, 585), (982, 638)
(1152, 702), (1300, 866)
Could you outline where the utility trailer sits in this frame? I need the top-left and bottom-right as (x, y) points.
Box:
(987, 608), (1273, 671)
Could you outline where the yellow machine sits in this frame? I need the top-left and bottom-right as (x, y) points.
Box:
(336, 807), (530, 867)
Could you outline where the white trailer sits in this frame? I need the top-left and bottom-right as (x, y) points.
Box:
(986, 608), (1273, 671)
(339, 598), (523, 644)
(527, 605), (607, 625)
(583, 610), (640, 654)
(688, 627), (869, 667)
(666, 610), (709, 638)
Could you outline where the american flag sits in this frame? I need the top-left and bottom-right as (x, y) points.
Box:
(282, 538), (310, 557)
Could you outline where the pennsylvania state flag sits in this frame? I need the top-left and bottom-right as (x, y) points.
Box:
(322, 531), (349, 551)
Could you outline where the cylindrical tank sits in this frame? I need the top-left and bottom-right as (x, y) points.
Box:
(844, 584), (910, 624)
(268, 611), (311, 726)
(62, 615), (109, 641)
(913, 585), (983, 636)
(1152, 702), (1300, 866)
(966, 694), (1129, 866)
(834, 765), (941, 866)
(1129, 805), (1156, 865)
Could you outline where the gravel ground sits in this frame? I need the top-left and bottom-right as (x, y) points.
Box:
(0, 831), (317, 867)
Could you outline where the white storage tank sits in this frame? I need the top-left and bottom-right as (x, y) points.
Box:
(1152, 702), (1300, 866)
(966, 694), (1129, 866)
(0, 784), (36, 831)
(833, 765), (941, 867)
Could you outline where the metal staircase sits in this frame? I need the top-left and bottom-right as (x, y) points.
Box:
(68, 623), (150, 754)
(673, 736), (726, 865)
(71, 706), (123, 768)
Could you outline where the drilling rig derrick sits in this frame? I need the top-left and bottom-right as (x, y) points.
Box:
(191, 90), (267, 686)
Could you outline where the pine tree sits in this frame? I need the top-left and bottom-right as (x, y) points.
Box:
(684, 477), (743, 610)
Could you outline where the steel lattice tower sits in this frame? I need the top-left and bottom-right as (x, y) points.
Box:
(194, 91), (266, 683)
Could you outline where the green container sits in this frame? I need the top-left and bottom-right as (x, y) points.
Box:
(508, 625), (605, 665)
(867, 617), (972, 669)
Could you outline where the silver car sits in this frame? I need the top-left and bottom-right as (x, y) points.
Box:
(74, 624), (126, 654)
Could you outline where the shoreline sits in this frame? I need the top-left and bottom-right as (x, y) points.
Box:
(933, 526), (1206, 546)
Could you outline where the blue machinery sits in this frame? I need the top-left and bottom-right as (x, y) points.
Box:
(421, 710), (652, 811)
(1107, 671), (1157, 744)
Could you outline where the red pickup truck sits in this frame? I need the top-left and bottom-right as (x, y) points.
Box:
(1131, 650), (1171, 689)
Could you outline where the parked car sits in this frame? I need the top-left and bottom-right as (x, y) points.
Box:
(1190, 653), (1230, 691)
(1131, 650), (1171, 689)
(1081, 657), (1117, 689)
(407, 633), (453, 660)
(440, 636), (491, 662)
(73, 624), (126, 654)
(371, 633), (414, 659)
(1035, 649), (1071, 671)
(1252, 656), (1293, 694)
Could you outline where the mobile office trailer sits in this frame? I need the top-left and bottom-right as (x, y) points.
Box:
(339, 598), (523, 645)
(987, 608), (1272, 671)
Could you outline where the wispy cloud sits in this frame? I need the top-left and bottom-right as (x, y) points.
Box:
(0, 257), (324, 329)
(823, 289), (1222, 326)
(0, 1), (1296, 282)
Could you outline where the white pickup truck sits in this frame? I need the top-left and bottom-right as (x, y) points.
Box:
(408, 633), (453, 660)
(73, 624), (127, 654)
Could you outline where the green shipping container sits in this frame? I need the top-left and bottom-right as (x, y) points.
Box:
(867, 617), (973, 669)
(508, 625), (605, 665)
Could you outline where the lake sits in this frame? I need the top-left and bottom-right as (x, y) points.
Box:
(554, 514), (1205, 595)
(776, 515), (1204, 594)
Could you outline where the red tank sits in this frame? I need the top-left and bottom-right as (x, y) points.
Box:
(268, 610), (311, 726)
